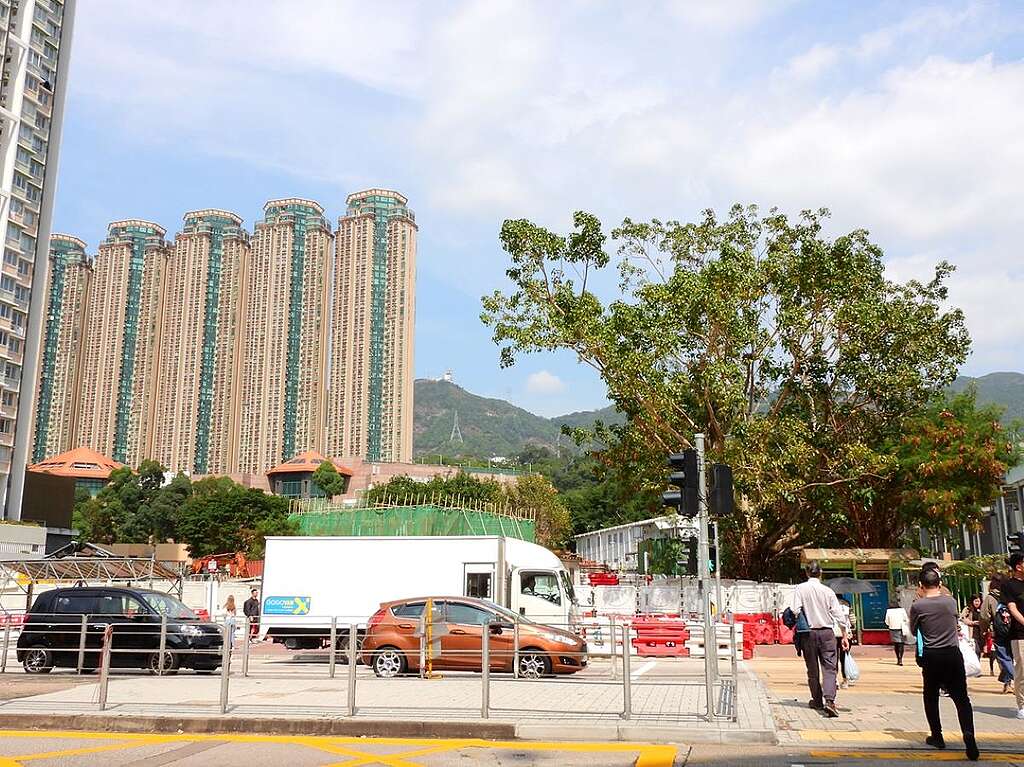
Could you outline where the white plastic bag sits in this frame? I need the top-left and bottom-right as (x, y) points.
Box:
(843, 651), (860, 683)
(960, 637), (982, 678)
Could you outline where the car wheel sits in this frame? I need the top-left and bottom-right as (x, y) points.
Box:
(22, 647), (52, 674)
(372, 647), (406, 678)
(518, 650), (551, 679)
(147, 650), (179, 676)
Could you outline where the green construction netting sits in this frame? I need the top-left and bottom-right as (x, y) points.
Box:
(290, 504), (535, 542)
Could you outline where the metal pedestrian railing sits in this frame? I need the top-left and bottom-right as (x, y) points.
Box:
(0, 608), (742, 723)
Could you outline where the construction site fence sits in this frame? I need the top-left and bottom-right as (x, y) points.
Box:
(289, 503), (536, 542)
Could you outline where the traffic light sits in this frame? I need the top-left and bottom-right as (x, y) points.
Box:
(676, 536), (698, 576)
(663, 449), (699, 517)
(1008, 531), (1024, 554)
(710, 463), (734, 518)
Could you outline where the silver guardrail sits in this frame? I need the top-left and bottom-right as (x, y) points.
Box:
(0, 608), (742, 722)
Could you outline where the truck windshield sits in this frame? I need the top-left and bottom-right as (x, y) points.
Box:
(141, 593), (197, 620)
(560, 571), (577, 605)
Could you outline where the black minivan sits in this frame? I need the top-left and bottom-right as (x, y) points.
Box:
(16, 587), (223, 674)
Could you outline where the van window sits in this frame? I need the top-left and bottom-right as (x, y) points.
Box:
(55, 594), (96, 614)
(392, 602), (425, 618)
(520, 572), (561, 605)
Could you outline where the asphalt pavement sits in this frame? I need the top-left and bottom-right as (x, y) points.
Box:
(3, 731), (1024, 766)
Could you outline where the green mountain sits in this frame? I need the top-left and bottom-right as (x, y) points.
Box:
(413, 379), (623, 458)
(412, 371), (1024, 459)
(949, 372), (1024, 426)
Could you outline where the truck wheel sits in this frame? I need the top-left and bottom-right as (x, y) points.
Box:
(517, 650), (551, 679)
(372, 647), (406, 678)
(23, 647), (52, 674)
(335, 633), (365, 664)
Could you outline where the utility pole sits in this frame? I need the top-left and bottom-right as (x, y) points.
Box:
(696, 433), (716, 716)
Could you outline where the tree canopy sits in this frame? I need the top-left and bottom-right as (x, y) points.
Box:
(482, 205), (1007, 578)
(312, 460), (347, 498)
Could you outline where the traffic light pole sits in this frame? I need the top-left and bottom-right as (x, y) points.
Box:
(696, 433), (717, 717)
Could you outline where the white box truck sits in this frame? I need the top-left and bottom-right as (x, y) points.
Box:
(260, 536), (579, 649)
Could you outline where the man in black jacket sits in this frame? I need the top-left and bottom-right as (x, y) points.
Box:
(243, 588), (260, 642)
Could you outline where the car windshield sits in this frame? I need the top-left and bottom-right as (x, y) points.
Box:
(560, 571), (577, 606)
(141, 593), (196, 620)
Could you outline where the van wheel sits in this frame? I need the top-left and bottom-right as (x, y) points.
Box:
(335, 633), (364, 664)
(518, 650), (551, 679)
(372, 647), (406, 678)
(147, 651), (179, 676)
(23, 648), (52, 674)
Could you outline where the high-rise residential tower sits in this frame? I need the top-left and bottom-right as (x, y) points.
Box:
(152, 210), (249, 475)
(32, 233), (89, 462)
(328, 189), (416, 463)
(237, 199), (331, 475)
(0, 0), (77, 519)
(75, 220), (168, 467)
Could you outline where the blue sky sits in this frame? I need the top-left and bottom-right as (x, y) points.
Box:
(54, 1), (1024, 417)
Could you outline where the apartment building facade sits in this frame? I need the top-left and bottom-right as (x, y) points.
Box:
(329, 189), (416, 463)
(31, 233), (87, 462)
(0, 0), (76, 519)
(33, 188), (416, 477)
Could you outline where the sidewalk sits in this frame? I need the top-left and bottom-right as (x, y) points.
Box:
(749, 651), (1024, 749)
(0, 657), (776, 744)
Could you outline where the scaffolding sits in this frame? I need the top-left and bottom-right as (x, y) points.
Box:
(0, 558), (184, 612)
(289, 498), (536, 542)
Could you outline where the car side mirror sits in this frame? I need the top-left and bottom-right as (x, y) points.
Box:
(489, 623), (503, 635)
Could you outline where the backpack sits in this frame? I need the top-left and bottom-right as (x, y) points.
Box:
(993, 602), (1013, 644)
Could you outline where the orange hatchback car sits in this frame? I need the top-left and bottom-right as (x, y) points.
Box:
(360, 596), (587, 678)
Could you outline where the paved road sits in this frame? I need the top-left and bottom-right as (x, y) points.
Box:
(2, 731), (1022, 766)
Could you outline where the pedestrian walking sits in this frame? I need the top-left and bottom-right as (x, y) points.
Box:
(223, 594), (238, 649)
(884, 597), (910, 666)
(243, 588), (261, 642)
(980, 574), (1014, 693)
(1002, 553), (1024, 718)
(790, 561), (847, 718)
(836, 597), (854, 687)
(910, 567), (979, 760)
(960, 595), (984, 659)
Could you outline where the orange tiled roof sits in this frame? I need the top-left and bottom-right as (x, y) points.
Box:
(29, 447), (125, 480)
(265, 450), (353, 477)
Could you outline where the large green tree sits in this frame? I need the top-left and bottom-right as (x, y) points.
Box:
(312, 461), (347, 498)
(482, 205), (976, 578)
(73, 460), (186, 544)
(176, 477), (296, 558)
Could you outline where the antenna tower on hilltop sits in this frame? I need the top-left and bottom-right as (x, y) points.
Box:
(450, 410), (464, 443)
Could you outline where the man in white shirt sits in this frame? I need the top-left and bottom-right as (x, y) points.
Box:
(790, 561), (848, 717)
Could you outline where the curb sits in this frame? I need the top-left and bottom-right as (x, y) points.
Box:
(0, 713), (515, 740)
(0, 712), (776, 745)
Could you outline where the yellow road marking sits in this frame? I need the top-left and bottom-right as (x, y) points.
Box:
(12, 739), (172, 762)
(811, 750), (1024, 762)
(0, 730), (677, 767)
(800, 730), (1024, 744)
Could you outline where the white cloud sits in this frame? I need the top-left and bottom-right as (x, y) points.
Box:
(525, 371), (565, 395)
(65, 1), (1024, 377)
(780, 44), (841, 80)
